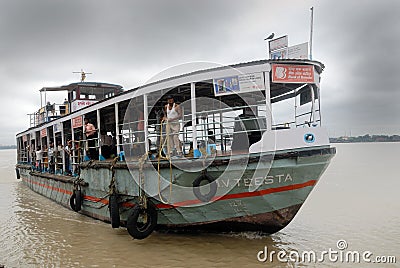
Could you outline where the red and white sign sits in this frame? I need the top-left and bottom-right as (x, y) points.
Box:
(40, 128), (47, 138)
(71, 100), (97, 112)
(272, 64), (314, 83)
(72, 116), (83, 128)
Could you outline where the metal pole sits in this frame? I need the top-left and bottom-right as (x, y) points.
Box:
(82, 114), (87, 158)
(52, 125), (56, 173)
(46, 127), (50, 171)
(190, 82), (197, 150)
(264, 72), (272, 131)
(71, 118), (76, 174)
(143, 94), (149, 153)
(309, 7), (314, 60)
(61, 123), (65, 173)
(309, 84), (316, 125)
(97, 109), (102, 160)
(115, 102), (121, 155)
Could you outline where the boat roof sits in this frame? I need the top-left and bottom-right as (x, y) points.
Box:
(39, 82), (122, 92)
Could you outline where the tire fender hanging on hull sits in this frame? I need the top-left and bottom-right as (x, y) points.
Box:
(109, 194), (120, 228)
(192, 173), (217, 202)
(70, 189), (82, 212)
(126, 203), (158, 239)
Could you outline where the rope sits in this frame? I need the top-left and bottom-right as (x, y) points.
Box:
(108, 156), (119, 195)
(138, 152), (149, 208)
(73, 176), (84, 191)
(157, 119), (173, 204)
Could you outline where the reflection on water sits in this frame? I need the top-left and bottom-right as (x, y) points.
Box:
(1, 144), (399, 267)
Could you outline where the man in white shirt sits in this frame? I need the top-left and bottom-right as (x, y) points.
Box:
(163, 95), (182, 157)
(36, 146), (43, 172)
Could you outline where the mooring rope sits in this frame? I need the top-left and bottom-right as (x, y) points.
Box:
(157, 119), (173, 204)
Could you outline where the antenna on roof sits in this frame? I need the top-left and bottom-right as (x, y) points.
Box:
(73, 69), (93, 82)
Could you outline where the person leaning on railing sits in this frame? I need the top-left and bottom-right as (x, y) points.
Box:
(84, 118), (98, 160)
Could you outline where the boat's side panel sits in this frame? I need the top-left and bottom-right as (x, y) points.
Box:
(155, 153), (332, 227)
(16, 147), (334, 234)
(249, 127), (330, 153)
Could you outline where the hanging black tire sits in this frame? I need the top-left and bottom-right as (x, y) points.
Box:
(109, 194), (120, 228)
(127, 204), (158, 239)
(70, 190), (82, 212)
(15, 168), (20, 180)
(192, 173), (217, 202)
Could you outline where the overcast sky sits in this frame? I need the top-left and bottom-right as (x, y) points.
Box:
(1, 0), (399, 144)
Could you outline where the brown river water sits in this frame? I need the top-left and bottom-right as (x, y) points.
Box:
(0, 143), (399, 267)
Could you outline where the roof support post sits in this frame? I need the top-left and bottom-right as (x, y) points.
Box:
(61, 123), (65, 173)
(309, 84), (316, 126)
(52, 125), (56, 173)
(264, 71), (272, 131)
(97, 109), (102, 160)
(115, 102), (121, 155)
(71, 118), (76, 174)
(143, 94), (149, 153)
(191, 82), (197, 150)
(46, 127), (50, 172)
(82, 114), (87, 158)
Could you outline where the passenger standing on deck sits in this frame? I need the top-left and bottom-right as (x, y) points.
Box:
(36, 146), (43, 172)
(84, 118), (97, 160)
(64, 140), (72, 175)
(48, 142), (55, 173)
(163, 95), (182, 157)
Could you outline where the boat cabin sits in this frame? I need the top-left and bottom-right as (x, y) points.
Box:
(28, 82), (123, 127)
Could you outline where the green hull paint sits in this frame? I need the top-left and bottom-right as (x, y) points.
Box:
(17, 146), (335, 233)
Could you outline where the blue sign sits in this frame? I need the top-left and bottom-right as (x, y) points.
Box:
(304, 133), (315, 143)
(213, 75), (240, 95)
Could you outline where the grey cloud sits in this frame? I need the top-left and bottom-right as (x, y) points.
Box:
(0, 0), (399, 144)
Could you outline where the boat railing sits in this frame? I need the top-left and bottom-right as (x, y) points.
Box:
(28, 103), (69, 128)
(17, 148), (30, 164)
(118, 104), (269, 158)
(295, 109), (321, 127)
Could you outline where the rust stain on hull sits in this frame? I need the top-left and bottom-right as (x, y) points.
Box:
(157, 204), (302, 234)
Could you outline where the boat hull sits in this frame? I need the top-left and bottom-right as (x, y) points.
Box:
(16, 146), (335, 234)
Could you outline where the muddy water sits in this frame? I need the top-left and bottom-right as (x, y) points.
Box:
(1, 144), (399, 267)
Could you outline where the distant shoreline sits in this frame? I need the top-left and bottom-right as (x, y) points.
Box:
(0, 146), (17, 150)
(330, 140), (400, 144)
(330, 134), (400, 143)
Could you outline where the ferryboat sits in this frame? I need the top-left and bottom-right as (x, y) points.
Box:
(15, 59), (335, 239)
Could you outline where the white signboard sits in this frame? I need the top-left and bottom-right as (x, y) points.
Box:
(288, 42), (309, 59)
(213, 72), (266, 96)
(53, 122), (62, 133)
(269, 35), (288, 51)
(71, 100), (97, 112)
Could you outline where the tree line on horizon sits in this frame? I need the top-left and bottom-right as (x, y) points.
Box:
(330, 134), (400, 143)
